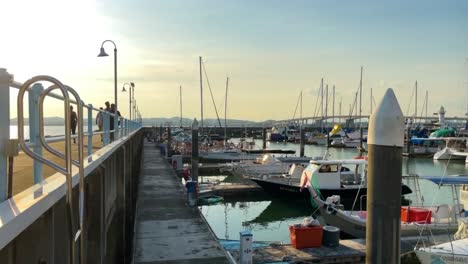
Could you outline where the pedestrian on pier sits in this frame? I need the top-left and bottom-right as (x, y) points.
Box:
(96, 107), (104, 141)
(70, 105), (77, 143)
(109, 103), (121, 141)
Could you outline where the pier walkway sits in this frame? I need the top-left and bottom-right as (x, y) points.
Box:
(133, 141), (229, 263)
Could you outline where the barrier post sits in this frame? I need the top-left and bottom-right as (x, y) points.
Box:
(29, 83), (44, 184)
(87, 104), (93, 160)
(0, 68), (10, 201)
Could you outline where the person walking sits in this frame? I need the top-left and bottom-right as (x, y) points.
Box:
(70, 105), (78, 143)
(96, 107), (104, 141)
(110, 104), (121, 141)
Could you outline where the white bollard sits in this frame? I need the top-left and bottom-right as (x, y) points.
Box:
(239, 230), (253, 264)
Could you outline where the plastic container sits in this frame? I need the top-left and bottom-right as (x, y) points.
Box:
(401, 207), (432, 223)
(289, 225), (323, 249)
(322, 226), (340, 247)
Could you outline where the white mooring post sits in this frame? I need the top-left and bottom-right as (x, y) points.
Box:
(366, 88), (404, 264)
(239, 230), (253, 264)
(0, 68), (10, 202)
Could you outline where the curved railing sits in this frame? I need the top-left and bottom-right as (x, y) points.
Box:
(0, 68), (142, 263)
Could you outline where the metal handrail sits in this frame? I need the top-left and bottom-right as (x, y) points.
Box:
(39, 84), (87, 263)
(17, 75), (78, 264)
(17, 76), (87, 264)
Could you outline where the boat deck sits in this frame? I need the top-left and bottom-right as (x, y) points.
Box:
(132, 141), (229, 263)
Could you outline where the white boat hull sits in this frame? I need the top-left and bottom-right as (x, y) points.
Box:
(415, 238), (468, 264)
(433, 147), (467, 160)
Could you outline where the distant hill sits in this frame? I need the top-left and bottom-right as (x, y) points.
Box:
(142, 117), (270, 127)
(10, 116), (272, 127)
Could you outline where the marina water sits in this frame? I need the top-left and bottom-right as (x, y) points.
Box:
(200, 139), (468, 243)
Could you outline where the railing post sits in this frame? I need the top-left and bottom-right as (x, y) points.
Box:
(29, 83), (44, 184)
(0, 68), (10, 202)
(87, 104), (93, 160)
(103, 112), (110, 146)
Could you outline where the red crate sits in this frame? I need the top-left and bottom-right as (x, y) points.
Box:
(289, 225), (323, 249)
(401, 207), (432, 223)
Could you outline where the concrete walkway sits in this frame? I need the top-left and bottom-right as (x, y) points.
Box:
(133, 141), (229, 264)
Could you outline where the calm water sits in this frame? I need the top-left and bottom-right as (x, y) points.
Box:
(200, 139), (468, 243)
(9, 125), (99, 139)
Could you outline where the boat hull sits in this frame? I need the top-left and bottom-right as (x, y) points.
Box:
(250, 178), (412, 209)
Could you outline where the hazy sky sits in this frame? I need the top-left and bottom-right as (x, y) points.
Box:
(3, 0), (468, 121)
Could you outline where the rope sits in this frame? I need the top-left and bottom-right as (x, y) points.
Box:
(201, 61), (223, 127)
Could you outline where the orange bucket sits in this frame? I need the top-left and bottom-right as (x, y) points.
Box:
(289, 225), (323, 249)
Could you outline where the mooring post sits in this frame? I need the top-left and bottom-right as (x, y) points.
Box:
(262, 127), (267, 150)
(191, 119), (199, 182)
(299, 125), (305, 157)
(366, 88), (404, 264)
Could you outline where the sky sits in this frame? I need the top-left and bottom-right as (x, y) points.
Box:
(2, 0), (468, 122)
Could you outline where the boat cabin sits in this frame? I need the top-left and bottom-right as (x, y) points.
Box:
(302, 159), (367, 189)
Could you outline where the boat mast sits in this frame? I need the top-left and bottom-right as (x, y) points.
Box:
(332, 85), (335, 125)
(425, 90), (428, 120)
(199, 56), (204, 134)
(224, 77), (229, 145)
(300, 90), (303, 125)
(179, 85), (183, 128)
(320, 78), (324, 131)
(325, 84), (328, 131)
(359, 66), (363, 150)
(415, 80), (418, 123)
(359, 66), (363, 127)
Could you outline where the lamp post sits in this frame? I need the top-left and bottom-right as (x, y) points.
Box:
(98, 40), (118, 139)
(122, 82), (135, 120)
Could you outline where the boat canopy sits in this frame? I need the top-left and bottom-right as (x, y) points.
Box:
(420, 175), (468, 185)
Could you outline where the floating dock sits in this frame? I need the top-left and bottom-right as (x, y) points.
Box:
(132, 141), (229, 263)
(226, 235), (449, 263)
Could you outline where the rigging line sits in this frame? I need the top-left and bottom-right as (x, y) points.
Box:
(201, 61), (223, 127)
(405, 87), (415, 117)
(414, 154), (453, 248)
(312, 85), (321, 119)
(291, 92), (302, 121)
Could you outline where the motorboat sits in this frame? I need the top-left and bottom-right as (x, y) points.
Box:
(433, 137), (467, 161)
(250, 158), (412, 206)
(303, 173), (467, 238)
(225, 153), (311, 177)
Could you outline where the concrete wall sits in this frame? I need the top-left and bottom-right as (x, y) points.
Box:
(0, 130), (144, 264)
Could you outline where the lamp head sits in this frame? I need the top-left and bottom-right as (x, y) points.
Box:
(130, 82), (135, 88)
(97, 47), (109, 57)
(121, 86), (127, 92)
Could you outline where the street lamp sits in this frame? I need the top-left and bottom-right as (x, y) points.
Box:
(122, 82), (135, 120)
(97, 40), (118, 139)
